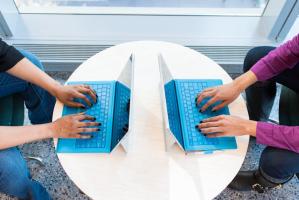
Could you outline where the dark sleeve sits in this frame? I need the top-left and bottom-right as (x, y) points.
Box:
(0, 38), (24, 72)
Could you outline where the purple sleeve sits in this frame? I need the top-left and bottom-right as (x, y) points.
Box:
(251, 34), (299, 81)
(256, 122), (299, 153)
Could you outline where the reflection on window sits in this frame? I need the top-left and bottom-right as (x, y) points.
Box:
(14, 0), (269, 16)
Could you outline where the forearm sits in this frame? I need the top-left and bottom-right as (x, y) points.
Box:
(7, 58), (61, 96)
(233, 70), (258, 92)
(0, 124), (53, 150)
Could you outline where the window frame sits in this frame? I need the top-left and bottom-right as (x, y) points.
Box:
(13, 0), (269, 17)
(0, 11), (12, 37)
(0, 0), (297, 46)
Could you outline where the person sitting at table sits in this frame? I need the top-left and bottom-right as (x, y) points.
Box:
(196, 33), (299, 193)
(0, 39), (100, 200)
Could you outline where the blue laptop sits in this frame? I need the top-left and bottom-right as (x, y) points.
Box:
(159, 55), (237, 153)
(57, 55), (134, 153)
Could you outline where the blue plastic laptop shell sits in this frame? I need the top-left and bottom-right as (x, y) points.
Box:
(164, 79), (237, 152)
(56, 81), (130, 153)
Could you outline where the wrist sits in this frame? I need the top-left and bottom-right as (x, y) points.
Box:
(244, 120), (257, 137)
(232, 78), (244, 93)
(233, 70), (258, 92)
(45, 123), (57, 138)
(49, 81), (62, 97)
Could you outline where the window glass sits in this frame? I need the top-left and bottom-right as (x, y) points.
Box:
(14, 0), (269, 16)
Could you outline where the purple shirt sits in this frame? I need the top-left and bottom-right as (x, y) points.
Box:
(250, 34), (299, 153)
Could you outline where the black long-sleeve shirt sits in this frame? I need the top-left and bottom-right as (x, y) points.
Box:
(0, 38), (24, 72)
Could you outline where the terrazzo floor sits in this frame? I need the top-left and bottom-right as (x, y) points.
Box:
(1, 72), (298, 200)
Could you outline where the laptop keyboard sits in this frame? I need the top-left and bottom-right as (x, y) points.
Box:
(62, 82), (115, 150)
(175, 80), (228, 148)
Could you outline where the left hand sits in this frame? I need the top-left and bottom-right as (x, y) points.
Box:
(53, 84), (97, 108)
(197, 115), (257, 137)
(196, 82), (242, 112)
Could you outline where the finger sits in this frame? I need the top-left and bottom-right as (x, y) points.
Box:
(200, 127), (223, 134)
(66, 101), (86, 109)
(66, 112), (85, 118)
(78, 127), (100, 133)
(74, 92), (92, 107)
(206, 132), (228, 138)
(70, 112), (85, 117)
(200, 96), (218, 112)
(76, 114), (96, 121)
(202, 115), (226, 123)
(211, 101), (229, 112)
(79, 86), (97, 104)
(198, 121), (222, 129)
(196, 90), (215, 106)
(202, 87), (214, 93)
(78, 121), (101, 127)
(84, 85), (97, 99)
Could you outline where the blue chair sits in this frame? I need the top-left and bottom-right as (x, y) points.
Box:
(0, 49), (45, 164)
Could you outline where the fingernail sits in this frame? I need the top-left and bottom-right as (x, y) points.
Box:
(199, 109), (203, 113)
(200, 121), (203, 123)
(212, 110), (216, 112)
(93, 117), (96, 121)
(195, 97), (197, 103)
(81, 106), (85, 109)
(97, 128), (100, 131)
(98, 122), (101, 126)
(203, 134), (207, 137)
(195, 125), (199, 129)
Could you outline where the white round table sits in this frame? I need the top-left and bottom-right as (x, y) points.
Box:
(53, 41), (249, 200)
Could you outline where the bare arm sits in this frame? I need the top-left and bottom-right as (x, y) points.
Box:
(0, 40), (96, 106)
(0, 113), (101, 150)
(7, 58), (61, 97)
(197, 70), (257, 112)
(0, 124), (52, 150)
(7, 58), (97, 107)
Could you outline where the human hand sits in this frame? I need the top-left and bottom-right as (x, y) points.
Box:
(196, 115), (257, 137)
(49, 113), (101, 139)
(53, 84), (97, 108)
(196, 82), (242, 112)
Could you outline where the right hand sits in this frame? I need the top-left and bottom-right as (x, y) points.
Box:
(196, 81), (242, 112)
(49, 113), (101, 139)
(53, 84), (97, 108)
